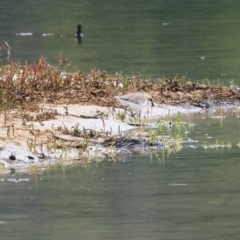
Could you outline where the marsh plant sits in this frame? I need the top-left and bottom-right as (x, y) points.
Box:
(0, 54), (239, 168)
(0, 40), (11, 62)
(0, 55), (237, 116)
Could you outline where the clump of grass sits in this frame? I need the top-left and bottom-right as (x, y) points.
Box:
(21, 109), (58, 123)
(0, 40), (11, 62)
(0, 54), (237, 116)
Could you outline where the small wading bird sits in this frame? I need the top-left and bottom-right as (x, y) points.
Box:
(75, 23), (82, 44)
(114, 92), (154, 112)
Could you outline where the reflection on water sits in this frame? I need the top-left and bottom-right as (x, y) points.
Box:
(1, 0), (240, 82)
(1, 114), (240, 239)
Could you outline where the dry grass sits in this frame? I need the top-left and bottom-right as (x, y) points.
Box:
(0, 55), (239, 168)
(0, 56), (240, 113)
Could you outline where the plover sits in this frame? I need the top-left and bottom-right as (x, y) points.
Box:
(114, 92), (154, 111)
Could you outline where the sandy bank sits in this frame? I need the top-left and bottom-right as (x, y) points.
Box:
(0, 102), (203, 173)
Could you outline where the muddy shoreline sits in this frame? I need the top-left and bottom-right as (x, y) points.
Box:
(0, 58), (240, 173)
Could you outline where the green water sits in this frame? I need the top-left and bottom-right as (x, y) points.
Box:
(1, 113), (240, 239)
(1, 1), (240, 239)
(1, 0), (240, 82)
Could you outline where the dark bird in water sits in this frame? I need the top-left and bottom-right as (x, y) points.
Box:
(75, 23), (82, 44)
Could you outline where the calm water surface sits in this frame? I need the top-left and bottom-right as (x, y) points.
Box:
(1, 1), (240, 239)
(1, 114), (240, 239)
(1, 0), (240, 82)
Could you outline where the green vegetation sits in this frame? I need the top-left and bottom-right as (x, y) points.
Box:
(0, 53), (239, 172)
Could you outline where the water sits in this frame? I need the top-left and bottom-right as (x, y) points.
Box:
(1, 113), (240, 239)
(1, 0), (240, 82)
(1, 1), (240, 239)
